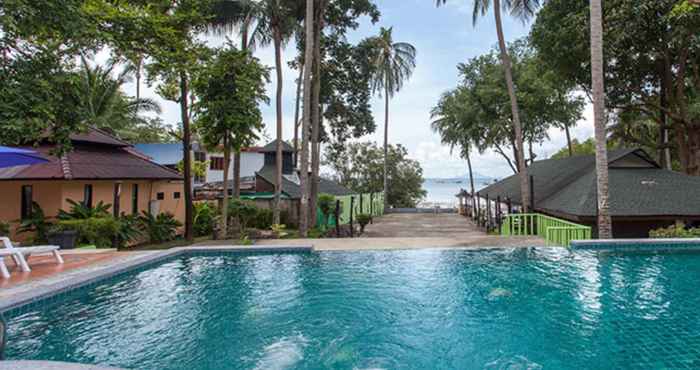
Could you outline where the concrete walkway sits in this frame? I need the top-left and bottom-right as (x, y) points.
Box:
(257, 213), (545, 250)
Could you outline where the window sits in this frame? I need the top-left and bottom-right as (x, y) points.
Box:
(194, 151), (206, 162)
(83, 184), (93, 208)
(157, 192), (165, 200)
(174, 192), (181, 199)
(210, 157), (224, 170)
(132, 184), (139, 215)
(21, 185), (33, 220)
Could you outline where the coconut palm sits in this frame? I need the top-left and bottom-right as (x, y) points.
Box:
(436, 0), (539, 212)
(249, 0), (303, 225)
(76, 57), (162, 135)
(367, 27), (416, 210)
(298, 0), (314, 236)
(589, 0), (612, 238)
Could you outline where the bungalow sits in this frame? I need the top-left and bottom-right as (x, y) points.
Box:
(0, 129), (185, 239)
(477, 148), (700, 238)
(134, 142), (264, 187)
(250, 140), (355, 224)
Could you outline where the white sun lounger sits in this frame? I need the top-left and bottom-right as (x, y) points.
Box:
(0, 237), (63, 273)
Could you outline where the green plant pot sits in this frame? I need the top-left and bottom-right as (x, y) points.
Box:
(48, 230), (78, 249)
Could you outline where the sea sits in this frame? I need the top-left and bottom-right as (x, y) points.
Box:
(419, 177), (494, 208)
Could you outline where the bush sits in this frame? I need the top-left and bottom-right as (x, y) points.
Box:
(116, 214), (142, 247)
(58, 199), (111, 220)
(317, 194), (337, 229)
(0, 221), (9, 237)
(228, 199), (259, 230)
(251, 207), (273, 229)
(356, 213), (371, 233)
(649, 223), (700, 238)
(194, 202), (217, 237)
(16, 202), (52, 244)
(139, 212), (182, 244)
(55, 217), (121, 248)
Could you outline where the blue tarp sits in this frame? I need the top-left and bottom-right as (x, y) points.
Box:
(0, 146), (48, 168)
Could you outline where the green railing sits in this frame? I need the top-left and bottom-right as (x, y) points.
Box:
(317, 192), (384, 227)
(500, 213), (591, 247)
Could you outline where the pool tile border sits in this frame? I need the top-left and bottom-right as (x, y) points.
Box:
(571, 238), (700, 252)
(0, 245), (313, 316)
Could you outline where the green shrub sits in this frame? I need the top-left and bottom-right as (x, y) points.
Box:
(116, 214), (142, 247)
(16, 202), (52, 244)
(55, 217), (121, 248)
(228, 199), (258, 230)
(356, 213), (371, 233)
(194, 202), (217, 237)
(58, 199), (111, 220)
(649, 223), (700, 238)
(139, 212), (182, 244)
(0, 221), (9, 237)
(251, 207), (273, 229)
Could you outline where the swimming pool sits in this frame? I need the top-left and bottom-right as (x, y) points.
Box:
(5, 248), (700, 369)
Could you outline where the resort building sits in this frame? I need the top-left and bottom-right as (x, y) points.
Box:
(0, 129), (185, 239)
(477, 148), (700, 238)
(134, 142), (264, 186)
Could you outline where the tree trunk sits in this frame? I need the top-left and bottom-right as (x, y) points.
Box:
(493, 0), (529, 212)
(135, 58), (142, 101)
(590, 0), (612, 238)
(273, 30), (284, 226)
(293, 63), (303, 168)
(221, 134), (231, 237)
(309, 7), (323, 227)
(466, 150), (476, 219)
(383, 84), (390, 210)
(233, 151), (241, 198)
(565, 124), (573, 157)
(179, 71), (194, 241)
(299, 0), (314, 236)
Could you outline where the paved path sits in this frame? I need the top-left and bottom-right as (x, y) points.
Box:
(257, 213), (545, 250)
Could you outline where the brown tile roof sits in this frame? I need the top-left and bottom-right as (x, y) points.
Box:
(0, 129), (182, 181)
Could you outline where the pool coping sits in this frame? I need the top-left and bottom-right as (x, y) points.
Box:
(0, 245), (313, 315)
(571, 238), (700, 251)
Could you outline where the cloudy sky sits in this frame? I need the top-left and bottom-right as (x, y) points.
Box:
(121, 0), (595, 180)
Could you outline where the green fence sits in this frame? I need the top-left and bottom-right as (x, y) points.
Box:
(317, 192), (384, 227)
(500, 213), (592, 247)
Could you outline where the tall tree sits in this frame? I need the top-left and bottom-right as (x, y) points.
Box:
(299, 0), (315, 236)
(194, 44), (269, 237)
(366, 27), (416, 210)
(251, 0), (303, 225)
(209, 0), (261, 199)
(436, 0), (540, 212)
(589, 0), (612, 238)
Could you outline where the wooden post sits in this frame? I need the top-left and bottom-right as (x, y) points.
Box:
(507, 197), (513, 214)
(349, 196), (355, 237)
(359, 193), (364, 214)
(496, 195), (502, 232)
(529, 175), (535, 211)
(485, 194), (491, 231)
(335, 199), (341, 238)
(476, 195), (481, 225)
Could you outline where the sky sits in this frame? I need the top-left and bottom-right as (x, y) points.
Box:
(119, 0), (596, 180)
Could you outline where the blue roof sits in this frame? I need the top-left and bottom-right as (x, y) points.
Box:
(133, 143), (183, 165)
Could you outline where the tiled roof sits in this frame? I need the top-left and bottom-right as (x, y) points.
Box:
(256, 165), (354, 199)
(477, 148), (700, 218)
(260, 140), (295, 153)
(0, 129), (182, 181)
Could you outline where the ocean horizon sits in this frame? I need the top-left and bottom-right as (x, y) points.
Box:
(419, 177), (494, 207)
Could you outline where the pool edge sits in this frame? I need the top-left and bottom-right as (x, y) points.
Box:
(0, 245), (313, 315)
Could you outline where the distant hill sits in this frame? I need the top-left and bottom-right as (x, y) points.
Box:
(424, 174), (496, 187)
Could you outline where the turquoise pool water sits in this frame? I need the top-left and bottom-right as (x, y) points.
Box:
(6, 248), (700, 369)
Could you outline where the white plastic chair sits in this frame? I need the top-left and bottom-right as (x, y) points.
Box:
(0, 237), (63, 273)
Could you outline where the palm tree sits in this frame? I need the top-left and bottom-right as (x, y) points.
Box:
(250, 0), (303, 225)
(367, 27), (416, 210)
(299, 0), (314, 236)
(76, 57), (162, 134)
(436, 0), (539, 212)
(589, 0), (612, 238)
